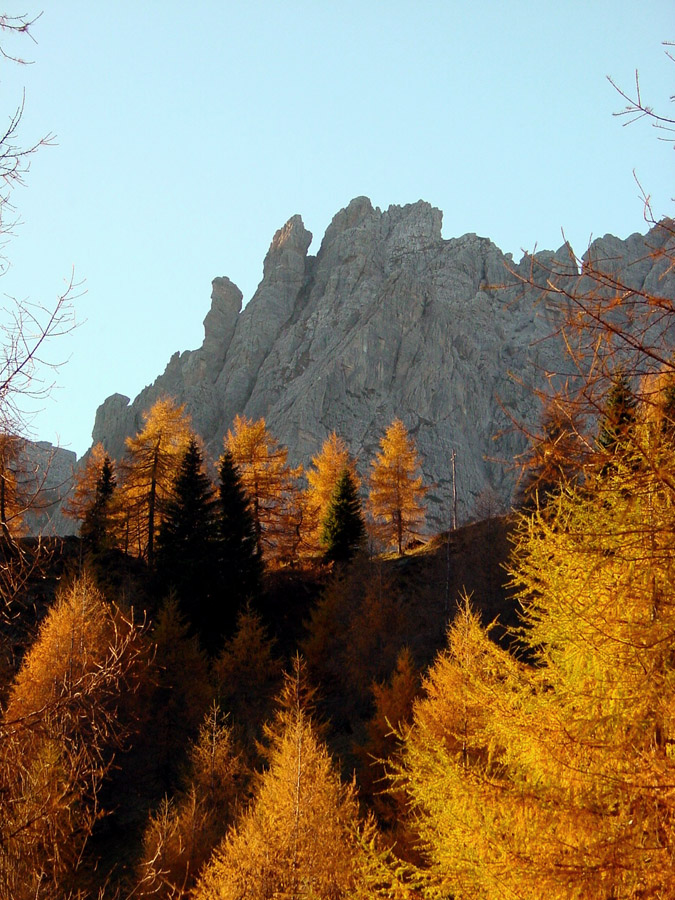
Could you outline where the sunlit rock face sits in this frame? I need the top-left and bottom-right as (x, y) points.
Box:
(90, 198), (674, 529)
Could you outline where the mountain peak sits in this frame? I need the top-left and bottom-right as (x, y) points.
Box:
(89, 202), (669, 529)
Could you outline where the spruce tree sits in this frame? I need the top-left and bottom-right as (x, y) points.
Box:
(321, 467), (366, 564)
(305, 432), (360, 554)
(80, 453), (116, 553)
(155, 439), (222, 650)
(212, 605), (282, 756)
(216, 450), (263, 626)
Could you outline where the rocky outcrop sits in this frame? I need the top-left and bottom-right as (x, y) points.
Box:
(19, 441), (77, 536)
(89, 198), (674, 530)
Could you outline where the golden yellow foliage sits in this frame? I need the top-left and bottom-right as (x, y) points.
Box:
(0, 575), (144, 899)
(304, 432), (360, 554)
(193, 657), (372, 900)
(368, 419), (427, 555)
(120, 396), (192, 564)
(136, 705), (245, 899)
(0, 432), (25, 541)
(398, 599), (532, 898)
(63, 441), (107, 522)
(399, 438), (675, 898)
(225, 415), (301, 565)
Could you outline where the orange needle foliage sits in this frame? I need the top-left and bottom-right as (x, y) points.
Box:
(224, 415), (301, 565)
(304, 431), (360, 553)
(368, 419), (427, 555)
(193, 657), (376, 900)
(63, 441), (108, 522)
(398, 422), (675, 898)
(0, 576), (144, 898)
(121, 397), (193, 565)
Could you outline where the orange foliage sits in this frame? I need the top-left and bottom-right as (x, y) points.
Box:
(63, 441), (108, 522)
(0, 432), (25, 541)
(136, 704), (245, 899)
(0, 575), (144, 898)
(368, 419), (427, 555)
(225, 415), (301, 565)
(193, 657), (374, 900)
(121, 397), (192, 564)
(304, 432), (360, 554)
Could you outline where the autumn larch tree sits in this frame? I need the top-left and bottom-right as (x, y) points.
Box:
(597, 369), (637, 456)
(516, 399), (586, 511)
(368, 418), (427, 555)
(398, 434), (675, 900)
(0, 12), (77, 616)
(224, 415), (301, 564)
(121, 397), (192, 567)
(193, 656), (376, 900)
(0, 12), (77, 444)
(395, 598), (519, 897)
(0, 432), (25, 545)
(64, 442), (108, 522)
(321, 466), (366, 564)
(394, 202), (675, 900)
(305, 431), (360, 555)
(135, 703), (245, 899)
(66, 442), (118, 552)
(0, 575), (144, 899)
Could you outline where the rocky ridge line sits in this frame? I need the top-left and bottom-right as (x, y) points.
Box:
(90, 197), (674, 530)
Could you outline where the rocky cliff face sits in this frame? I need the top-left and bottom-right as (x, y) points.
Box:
(91, 198), (674, 530)
(20, 441), (77, 536)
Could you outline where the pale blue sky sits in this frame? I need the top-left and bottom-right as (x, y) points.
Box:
(0, 1), (672, 457)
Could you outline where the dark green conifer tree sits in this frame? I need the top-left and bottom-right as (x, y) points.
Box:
(320, 467), (366, 564)
(80, 453), (116, 553)
(155, 438), (223, 651)
(212, 604), (283, 760)
(217, 451), (263, 625)
(142, 596), (213, 794)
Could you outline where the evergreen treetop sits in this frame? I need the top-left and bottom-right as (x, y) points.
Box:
(321, 467), (366, 564)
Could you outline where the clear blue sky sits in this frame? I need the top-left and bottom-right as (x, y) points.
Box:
(0, 1), (672, 457)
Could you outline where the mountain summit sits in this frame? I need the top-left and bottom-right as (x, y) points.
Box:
(90, 198), (669, 528)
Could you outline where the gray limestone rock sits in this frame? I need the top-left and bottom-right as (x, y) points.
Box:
(85, 199), (675, 533)
(199, 276), (241, 377)
(20, 441), (77, 536)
